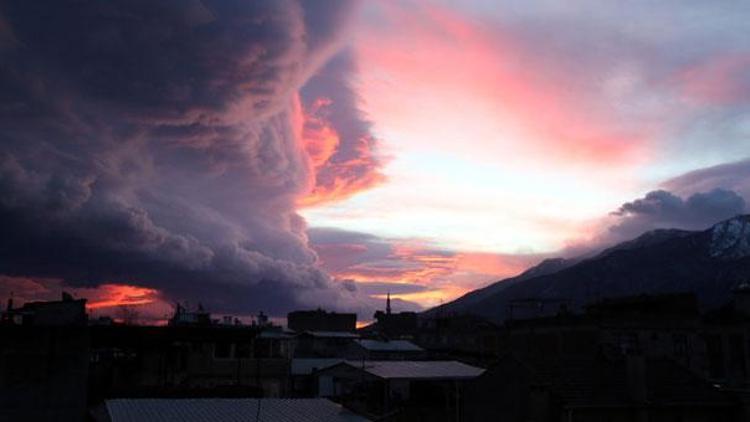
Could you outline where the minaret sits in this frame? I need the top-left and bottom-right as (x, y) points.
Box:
(386, 291), (392, 315)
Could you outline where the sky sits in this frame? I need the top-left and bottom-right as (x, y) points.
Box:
(0, 1), (748, 323)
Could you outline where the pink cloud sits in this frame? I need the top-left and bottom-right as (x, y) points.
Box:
(309, 228), (544, 308)
(675, 53), (750, 105)
(355, 2), (653, 168)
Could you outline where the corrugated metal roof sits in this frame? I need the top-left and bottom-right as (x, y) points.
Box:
(291, 358), (344, 375)
(302, 331), (359, 338)
(105, 398), (369, 422)
(259, 330), (294, 339)
(342, 360), (484, 380)
(355, 339), (423, 352)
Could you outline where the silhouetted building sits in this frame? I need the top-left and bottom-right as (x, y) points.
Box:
(497, 291), (750, 418)
(732, 282), (750, 316)
(416, 314), (502, 359)
(316, 360), (484, 419)
(345, 339), (424, 361)
(88, 323), (295, 402)
(372, 293), (418, 338)
(506, 293), (706, 372)
(294, 331), (359, 358)
(0, 293), (90, 421)
(2, 291), (87, 326)
(290, 358), (345, 397)
(287, 309), (356, 333)
(169, 302), (212, 326)
(463, 352), (738, 422)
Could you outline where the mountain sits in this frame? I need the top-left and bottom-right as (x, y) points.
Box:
(423, 257), (577, 317)
(426, 215), (750, 323)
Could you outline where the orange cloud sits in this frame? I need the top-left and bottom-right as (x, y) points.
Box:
(0, 276), (171, 323)
(372, 284), (470, 308)
(333, 243), (459, 285)
(300, 97), (340, 170)
(310, 233), (542, 308)
(85, 284), (161, 310)
(296, 94), (385, 207)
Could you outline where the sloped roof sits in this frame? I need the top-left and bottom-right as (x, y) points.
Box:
(301, 331), (359, 338)
(355, 339), (423, 352)
(105, 398), (369, 422)
(333, 360), (484, 380)
(291, 358), (344, 375)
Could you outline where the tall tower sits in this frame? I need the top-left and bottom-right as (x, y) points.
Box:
(386, 291), (392, 315)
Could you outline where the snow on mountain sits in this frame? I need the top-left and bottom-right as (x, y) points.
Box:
(709, 215), (750, 259)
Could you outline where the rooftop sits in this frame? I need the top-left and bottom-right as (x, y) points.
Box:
(102, 398), (369, 422)
(354, 339), (423, 352)
(333, 360), (484, 380)
(291, 358), (345, 375)
(301, 331), (360, 339)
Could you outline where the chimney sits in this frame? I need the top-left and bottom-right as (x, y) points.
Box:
(626, 354), (648, 403)
(386, 291), (391, 315)
(732, 282), (750, 316)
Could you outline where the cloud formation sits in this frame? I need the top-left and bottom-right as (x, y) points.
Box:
(663, 158), (750, 201)
(614, 188), (745, 233)
(298, 50), (385, 206)
(0, 0), (382, 317)
(308, 227), (544, 309)
(571, 188), (747, 253)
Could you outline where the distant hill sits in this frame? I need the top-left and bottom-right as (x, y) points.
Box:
(425, 215), (750, 323)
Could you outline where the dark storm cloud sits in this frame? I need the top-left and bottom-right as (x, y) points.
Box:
(607, 188), (746, 241)
(307, 227), (393, 274)
(663, 158), (750, 201)
(0, 0), (364, 315)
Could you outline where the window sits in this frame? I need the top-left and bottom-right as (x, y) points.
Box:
(236, 342), (252, 359)
(617, 332), (639, 354)
(214, 341), (232, 359)
(705, 334), (725, 379)
(729, 334), (746, 379)
(672, 333), (688, 357)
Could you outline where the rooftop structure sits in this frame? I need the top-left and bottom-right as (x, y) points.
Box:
(300, 331), (360, 339)
(288, 309), (357, 333)
(353, 339), (423, 352)
(371, 295), (418, 338)
(98, 398), (369, 422)
(168, 303), (212, 326)
(328, 360), (485, 380)
(291, 358), (345, 376)
(1, 292), (87, 326)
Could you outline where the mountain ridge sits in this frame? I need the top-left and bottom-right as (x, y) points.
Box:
(425, 214), (750, 322)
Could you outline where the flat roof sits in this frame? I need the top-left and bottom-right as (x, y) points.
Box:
(104, 398), (369, 422)
(332, 360), (484, 380)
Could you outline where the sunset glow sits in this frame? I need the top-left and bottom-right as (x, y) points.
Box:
(1, 1), (748, 317)
(85, 284), (161, 310)
(300, 1), (750, 309)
